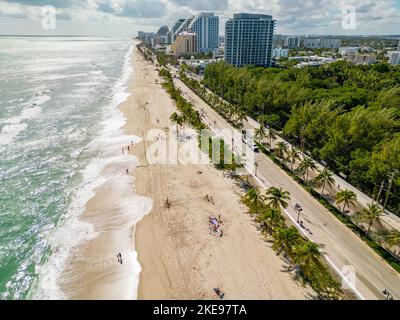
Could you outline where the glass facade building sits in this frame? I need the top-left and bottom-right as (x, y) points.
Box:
(225, 13), (276, 67)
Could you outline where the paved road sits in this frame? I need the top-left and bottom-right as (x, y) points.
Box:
(172, 73), (400, 300)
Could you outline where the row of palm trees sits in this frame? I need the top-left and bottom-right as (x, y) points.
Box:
(242, 186), (341, 299)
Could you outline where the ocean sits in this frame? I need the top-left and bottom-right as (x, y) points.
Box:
(0, 36), (141, 299)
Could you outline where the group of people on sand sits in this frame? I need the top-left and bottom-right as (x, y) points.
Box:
(122, 141), (136, 174)
(208, 216), (223, 238)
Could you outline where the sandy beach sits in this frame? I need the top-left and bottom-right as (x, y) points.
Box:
(59, 44), (311, 300)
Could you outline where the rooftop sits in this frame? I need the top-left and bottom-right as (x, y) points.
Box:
(232, 13), (273, 20)
(178, 30), (197, 37)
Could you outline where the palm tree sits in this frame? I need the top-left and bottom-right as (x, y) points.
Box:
(258, 207), (285, 235)
(287, 146), (300, 172)
(298, 157), (317, 182)
(242, 188), (265, 215)
(170, 112), (183, 139)
(255, 125), (267, 144)
(293, 241), (322, 274)
(267, 128), (276, 151)
(265, 187), (291, 211)
(335, 189), (357, 214)
(314, 169), (335, 196)
(273, 226), (303, 258)
(358, 203), (383, 235)
(386, 231), (400, 248)
(275, 141), (288, 161)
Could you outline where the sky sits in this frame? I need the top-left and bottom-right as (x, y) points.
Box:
(0, 0), (399, 36)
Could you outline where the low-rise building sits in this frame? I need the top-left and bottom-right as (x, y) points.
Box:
(290, 55), (336, 68)
(339, 47), (358, 55)
(172, 31), (198, 57)
(344, 53), (377, 65)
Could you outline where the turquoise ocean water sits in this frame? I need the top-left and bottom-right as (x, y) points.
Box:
(0, 37), (134, 299)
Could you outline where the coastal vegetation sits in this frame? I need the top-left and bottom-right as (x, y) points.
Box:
(202, 61), (400, 215)
(137, 43), (154, 63)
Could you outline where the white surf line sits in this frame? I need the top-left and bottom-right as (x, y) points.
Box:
(186, 90), (366, 301)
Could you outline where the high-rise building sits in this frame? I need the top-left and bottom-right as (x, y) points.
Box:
(138, 31), (145, 39)
(187, 12), (219, 53)
(172, 31), (198, 57)
(284, 36), (301, 48)
(173, 17), (194, 41)
(224, 13), (276, 67)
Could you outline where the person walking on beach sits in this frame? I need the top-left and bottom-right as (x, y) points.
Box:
(122, 148), (125, 155)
